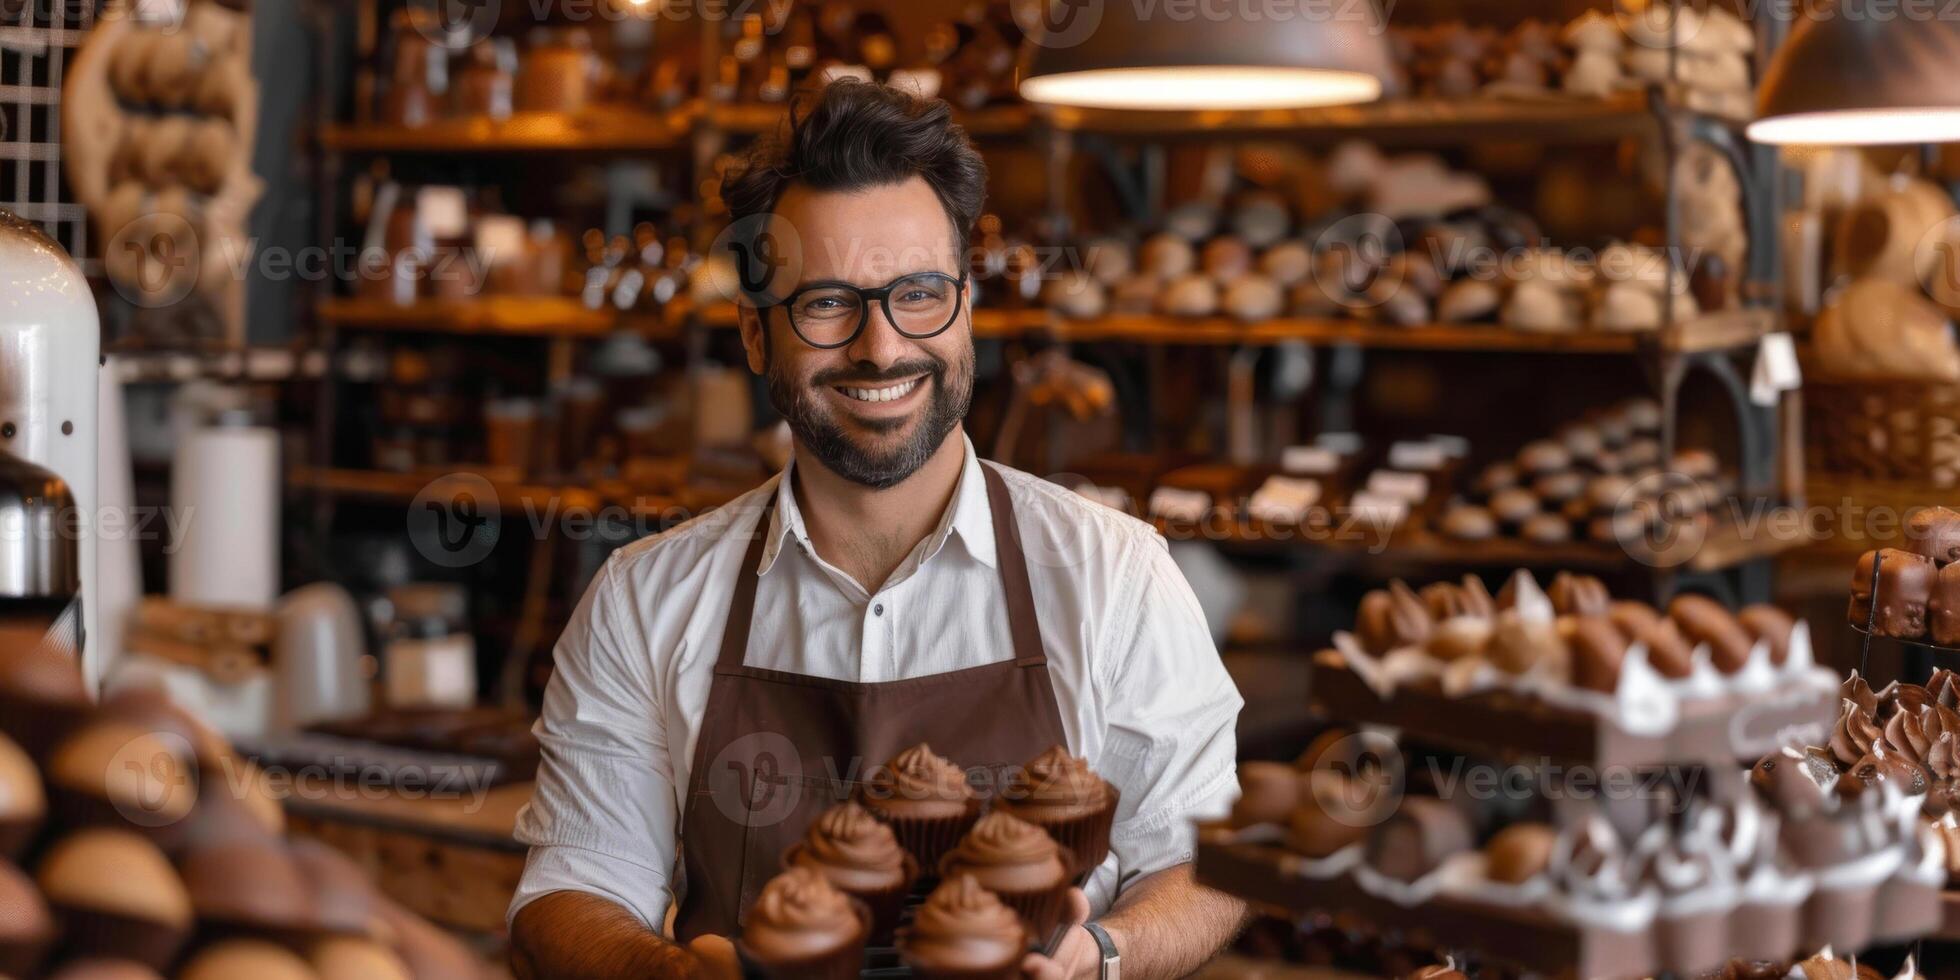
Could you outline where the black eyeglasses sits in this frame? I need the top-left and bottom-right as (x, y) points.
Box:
(763, 272), (967, 349)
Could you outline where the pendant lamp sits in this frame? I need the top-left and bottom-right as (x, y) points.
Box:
(1749, 9), (1960, 145)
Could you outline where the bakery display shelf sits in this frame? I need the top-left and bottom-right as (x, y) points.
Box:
(315, 297), (619, 337)
(1193, 838), (1652, 978)
(1038, 91), (1657, 145)
(709, 100), (1032, 139)
(1049, 309), (1772, 354)
(289, 465), (742, 518)
(319, 106), (694, 153)
(1307, 648), (1835, 767)
(683, 300), (1051, 339)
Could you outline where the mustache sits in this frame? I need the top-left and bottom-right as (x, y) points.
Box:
(812, 358), (944, 387)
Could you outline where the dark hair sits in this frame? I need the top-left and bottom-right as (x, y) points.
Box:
(720, 80), (989, 272)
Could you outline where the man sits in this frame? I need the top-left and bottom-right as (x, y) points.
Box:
(509, 80), (1247, 979)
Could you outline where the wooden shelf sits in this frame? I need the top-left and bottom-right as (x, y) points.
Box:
(683, 301), (1051, 339)
(1040, 91), (1659, 145)
(316, 297), (618, 338)
(320, 107), (693, 154)
(708, 101), (1032, 138)
(289, 466), (739, 519)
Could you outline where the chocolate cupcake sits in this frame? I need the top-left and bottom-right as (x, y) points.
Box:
(939, 812), (1072, 940)
(47, 720), (199, 848)
(46, 960), (167, 980)
(36, 830), (192, 969)
(736, 867), (870, 980)
(287, 838), (381, 939)
(785, 801), (918, 945)
(180, 836), (322, 942)
(0, 731), (44, 859)
(177, 939), (316, 980)
(996, 747), (1117, 880)
(898, 874), (1029, 980)
(0, 858), (52, 977)
(860, 744), (981, 875)
(0, 638), (90, 759)
(313, 937), (414, 980)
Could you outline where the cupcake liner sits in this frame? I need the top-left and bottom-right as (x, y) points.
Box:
(864, 795), (983, 882)
(1728, 900), (1801, 964)
(938, 846), (1076, 942)
(999, 786), (1119, 883)
(736, 899), (871, 980)
(1872, 874), (1942, 942)
(902, 958), (1026, 980)
(781, 844), (919, 947)
(1800, 884), (1878, 953)
(49, 903), (189, 971)
(1653, 909), (1732, 975)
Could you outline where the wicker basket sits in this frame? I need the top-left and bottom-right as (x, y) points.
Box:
(1804, 376), (1960, 487)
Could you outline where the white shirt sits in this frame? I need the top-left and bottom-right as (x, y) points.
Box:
(510, 436), (1243, 932)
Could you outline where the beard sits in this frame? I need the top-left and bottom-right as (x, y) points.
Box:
(766, 343), (974, 490)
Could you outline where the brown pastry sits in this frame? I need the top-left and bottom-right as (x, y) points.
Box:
(1228, 762), (1300, 828)
(1531, 470), (1586, 505)
(1849, 548), (1935, 638)
(0, 733), (42, 860)
(896, 874), (1028, 980)
(997, 746), (1117, 879)
(1669, 594), (1755, 673)
(1488, 488), (1539, 526)
(1637, 618), (1695, 678)
(1907, 506), (1960, 564)
(1364, 797), (1474, 882)
(314, 938), (414, 980)
(785, 802), (917, 945)
(1438, 504), (1497, 541)
(1934, 562), (1960, 646)
(861, 744), (981, 873)
(1487, 612), (1565, 674)
(1420, 578), (1496, 620)
(1516, 440), (1571, 475)
(0, 637), (90, 758)
(1607, 600), (1661, 640)
(36, 830), (192, 970)
(1885, 708), (1935, 765)
(44, 959), (166, 980)
(46, 720), (198, 848)
(736, 867), (871, 980)
(1494, 569), (1540, 610)
(1428, 616), (1494, 662)
(1474, 462), (1519, 497)
(0, 858), (51, 979)
(1519, 513), (1572, 544)
(1567, 616), (1628, 692)
(1548, 572), (1611, 617)
(1286, 782), (1370, 858)
(178, 941), (315, 980)
(1407, 966), (1469, 980)
(1484, 823), (1557, 884)
(1355, 581), (1433, 654)
(939, 813), (1071, 938)
(1736, 604), (1796, 665)
(1880, 680), (1933, 716)
(1294, 727), (1357, 774)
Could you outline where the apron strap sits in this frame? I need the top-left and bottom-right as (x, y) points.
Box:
(982, 463), (1048, 668)
(715, 487), (777, 675)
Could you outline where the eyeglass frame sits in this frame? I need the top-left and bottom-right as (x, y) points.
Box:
(754, 271), (970, 350)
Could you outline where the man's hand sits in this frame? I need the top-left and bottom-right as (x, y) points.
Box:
(686, 934), (742, 980)
(1021, 889), (1097, 979)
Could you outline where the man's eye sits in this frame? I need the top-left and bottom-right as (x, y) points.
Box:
(899, 290), (933, 302)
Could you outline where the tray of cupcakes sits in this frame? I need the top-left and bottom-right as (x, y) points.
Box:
(1848, 507), (1960, 651)
(729, 743), (1118, 979)
(1194, 740), (1944, 978)
(0, 626), (494, 978)
(1312, 570), (1837, 768)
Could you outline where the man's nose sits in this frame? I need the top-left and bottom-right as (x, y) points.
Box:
(842, 301), (912, 368)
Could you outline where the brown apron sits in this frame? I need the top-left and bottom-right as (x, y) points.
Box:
(672, 463), (1073, 942)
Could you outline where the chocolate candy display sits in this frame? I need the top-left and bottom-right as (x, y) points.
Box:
(1851, 510), (1960, 644)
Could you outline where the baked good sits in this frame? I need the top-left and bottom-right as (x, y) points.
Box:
(1548, 573), (1610, 616)
(286, 838), (380, 938)
(178, 940), (316, 980)
(1365, 797), (1474, 882)
(1607, 600), (1661, 640)
(1286, 776), (1372, 858)
(997, 746), (1116, 879)
(45, 960), (167, 980)
(1428, 616), (1493, 662)
(1567, 616), (1627, 693)
(179, 836), (317, 934)
(313, 938), (414, 980)
(1227, 762), (1300, 828)
(1438, 504), (1497, 541)
(47, 720), (198, 846)
(861, 744), (981, 873)
(1849, 548), (1935, 638)
(1484, 822), (1557, 884)
(1516, 440), (1571, 475)
(0, 859), (51, 978)
(1488, 487), (1539, 527)
(1736, 604), (1796, 665)
(1473, 462), (1519, 497)
(0, 732), (43, 859)
(897, 874), (1029, 980)
(0, 636), (90, 757)
(939, 813), (1072, 939)
(1750, 746), (1836, 816)
(736, 867), (871, 980)
(1909, 506), (1960, 564)
(1637, 618), (1695, 678)
(1934, 562), (1960, 646)
(1355, 582), (1433, 654)
(1419, 578), (1495, 621)
(1519, 512), (1572, 544)
(36, 830), (192, 969)
(786, 802), (917, 944)
(1531, 470), (1585, 505)
(1201, 237), (1253, 279)
(1668, 594), (1754, 673)
(1487, 612), (1565, 675)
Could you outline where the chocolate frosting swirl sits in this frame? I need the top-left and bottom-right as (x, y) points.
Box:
(793, 802), (909, 890)
(1848, 742), (1929, 796)
(1841, 672), (1879, 718)
(1008, 746), (1110, 812)
(742, 867), (864, 961)
(1934, 732), (1960, 781)
(1881, 681), (1934, 717)
(1887, 709), (1935, 765)
(870, 744), (974, 805)
(1832, 698), (1882, 767)
(902, 874), (1025, 969)
(943, 812), (1068, 892)
(1927, 704), (1960, 743)
(1931, 668), (1960, 708)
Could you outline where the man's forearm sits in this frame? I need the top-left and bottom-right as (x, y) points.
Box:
(510, 891), (701, 980)
(1098, 864), (1250, 980)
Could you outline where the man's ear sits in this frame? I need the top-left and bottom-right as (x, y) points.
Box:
(737, 304), (768, 375)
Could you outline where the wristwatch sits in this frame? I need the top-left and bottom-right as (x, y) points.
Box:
(1082, 922), (1120, 980)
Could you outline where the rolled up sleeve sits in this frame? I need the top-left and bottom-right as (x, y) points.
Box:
(510, 554), (678, 932)
(1083, 533), (1243, 910)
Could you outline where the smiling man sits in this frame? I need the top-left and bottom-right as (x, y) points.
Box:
(508, 80), (1247, 980)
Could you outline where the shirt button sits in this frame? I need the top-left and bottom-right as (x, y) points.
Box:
(873, 603), (884, 617)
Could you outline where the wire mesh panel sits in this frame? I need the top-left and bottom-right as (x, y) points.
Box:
(0, 0), (96, 269)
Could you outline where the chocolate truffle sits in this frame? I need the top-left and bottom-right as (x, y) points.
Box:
(313, 938), (412, 980)
(1228, 762), (1301, 828)
(0, 858), (52, 978)
(1365, 798), (1474, 882)
(1438, 504), (1497, 541)
(1287, 777), (1372, 858)
(1355, 582), (1433, 654)
(861, 744), (980, 872)
(938, 813), (1071, 937)
(1736, 604), (1796, 665)
(897, 874), (1028, 979)
(1567, 616), (1628, 693)
(1485, 822), (1557, 884)
(177, 940), (317, 980)
(1907, 506), (1960, 564)
(1850, 548), (1935, 638)
(1548, 572), (1611, 617)
(1669, 594), (1755, 673)
(36, 829), (192, 970)
(0, 731), (44, 859)
(997, 746), (1116, 878)
(1934, 562), (1960, 646)
(737, 867), (870, 979)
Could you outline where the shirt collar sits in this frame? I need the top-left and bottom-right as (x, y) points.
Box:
(754, 434), (997, 577)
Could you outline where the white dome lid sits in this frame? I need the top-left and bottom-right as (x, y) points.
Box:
(0, 209), (95, 331)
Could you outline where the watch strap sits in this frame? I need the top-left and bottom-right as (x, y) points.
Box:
(1083, 922), (1119, 980)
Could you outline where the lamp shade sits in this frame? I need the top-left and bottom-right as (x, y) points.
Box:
(1016, 0), (1394, 111)
(1749, 11), (1960, 145)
